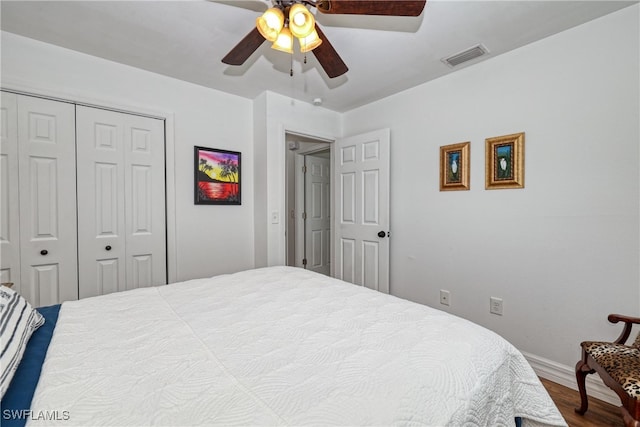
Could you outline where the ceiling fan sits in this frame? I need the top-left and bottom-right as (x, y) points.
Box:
(221, 0), (427, 78)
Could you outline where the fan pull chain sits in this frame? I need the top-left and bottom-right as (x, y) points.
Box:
(290, 53), (293, 77)
(290, 54), (295, 102)
(302, 38), (307, 64)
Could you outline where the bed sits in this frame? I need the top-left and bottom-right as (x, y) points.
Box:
(2, 266), (566, 426)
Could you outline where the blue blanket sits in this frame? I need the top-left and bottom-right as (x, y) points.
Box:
(1, 304), (60, 427)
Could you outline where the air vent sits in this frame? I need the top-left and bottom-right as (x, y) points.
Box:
(442, 44), (489, 68)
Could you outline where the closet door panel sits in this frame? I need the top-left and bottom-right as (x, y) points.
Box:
(76, 107), (126, 298)
(17, 95), (78, 306)
(124, 114), (166, 289)
(30, 264), (60, 307)
(0, 92), (20, 289)
(77, 106), (165, 297)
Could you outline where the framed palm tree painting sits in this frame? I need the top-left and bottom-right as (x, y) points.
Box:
(194, 146), (241, 205)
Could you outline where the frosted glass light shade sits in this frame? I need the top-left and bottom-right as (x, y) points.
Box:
(272, 26), (294, 53)
(299, 28), (322, 52)
(256, 8), (284, 42)
(288, 4), (315, 39)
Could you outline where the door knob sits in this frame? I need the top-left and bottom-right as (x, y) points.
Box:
(40, 249), (48, 256)
(377, 231), (386, 238)
(105, 245), (112, 251)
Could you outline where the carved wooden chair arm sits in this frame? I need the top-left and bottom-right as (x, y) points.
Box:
(608, 314), (640, 345)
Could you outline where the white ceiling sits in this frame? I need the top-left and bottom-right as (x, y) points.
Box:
(1, 0), (636, 112)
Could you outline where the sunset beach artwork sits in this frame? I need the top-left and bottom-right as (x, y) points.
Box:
(194, 146), (241, 205)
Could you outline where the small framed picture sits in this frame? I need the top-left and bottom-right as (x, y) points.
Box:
(440, 141), (470, 191)
(194, 146), (241, 205)
(485, 132), (525, 190)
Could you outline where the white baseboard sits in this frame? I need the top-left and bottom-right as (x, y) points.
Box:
(522, 351), (620, 407)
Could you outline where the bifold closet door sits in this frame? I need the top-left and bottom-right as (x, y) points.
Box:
(0, 92), (78, 306)
(76, 106), (166, 298)
(0, 92), (20, 288)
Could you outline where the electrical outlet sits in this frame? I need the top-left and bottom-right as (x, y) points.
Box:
(490, 297), (503, 315)
(440, 290), (450, 306)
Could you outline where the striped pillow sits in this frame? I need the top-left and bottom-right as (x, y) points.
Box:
(0, 285), (44, 398)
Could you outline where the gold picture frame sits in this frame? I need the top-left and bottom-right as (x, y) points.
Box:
(439, 141), (470, 191)
(485, 132), (525, 190)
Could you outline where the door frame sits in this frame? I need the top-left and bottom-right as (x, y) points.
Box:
(283, 129), (335, 276)
(0, 82), (177, 284)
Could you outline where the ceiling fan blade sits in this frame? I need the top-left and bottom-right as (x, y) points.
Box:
(312, 25), (348, 78)
(209, 0), (268, 13)
(221, 27), (265, 66)
(316, 0), (426, 16)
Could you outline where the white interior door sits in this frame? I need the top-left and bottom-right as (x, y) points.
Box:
(304, 153), (331, 276)
(334, 128), (390, 293)
(77, 106), (166, 298)
(17, 94), (78, 306)
(0, 92), (21, 289)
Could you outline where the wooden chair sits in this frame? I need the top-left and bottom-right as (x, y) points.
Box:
(575, 314), (640, 427)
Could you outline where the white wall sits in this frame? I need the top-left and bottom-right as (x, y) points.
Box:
(1, 32), (255, 282)
(342, 5), (639, 372)
(253, 93), (269, 268)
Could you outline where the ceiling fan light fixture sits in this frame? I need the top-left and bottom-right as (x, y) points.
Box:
(289, 3), (315, 39)
(256, 7), (284, 42)
(299, 28), (322, 53)
(272, 26), (294, 54)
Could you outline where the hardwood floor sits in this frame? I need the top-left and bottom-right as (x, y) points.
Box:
(540, 378), (624, 426)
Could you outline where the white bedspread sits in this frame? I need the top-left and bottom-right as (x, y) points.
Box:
(28, 267), (566, 426)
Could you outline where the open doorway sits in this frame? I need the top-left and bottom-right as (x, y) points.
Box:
(285, 134), (332, 276)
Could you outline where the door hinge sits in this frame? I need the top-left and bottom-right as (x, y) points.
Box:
(302, 258), (307, 266)
(302, 165), (307, 173)
(302, 212), (307, 220)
